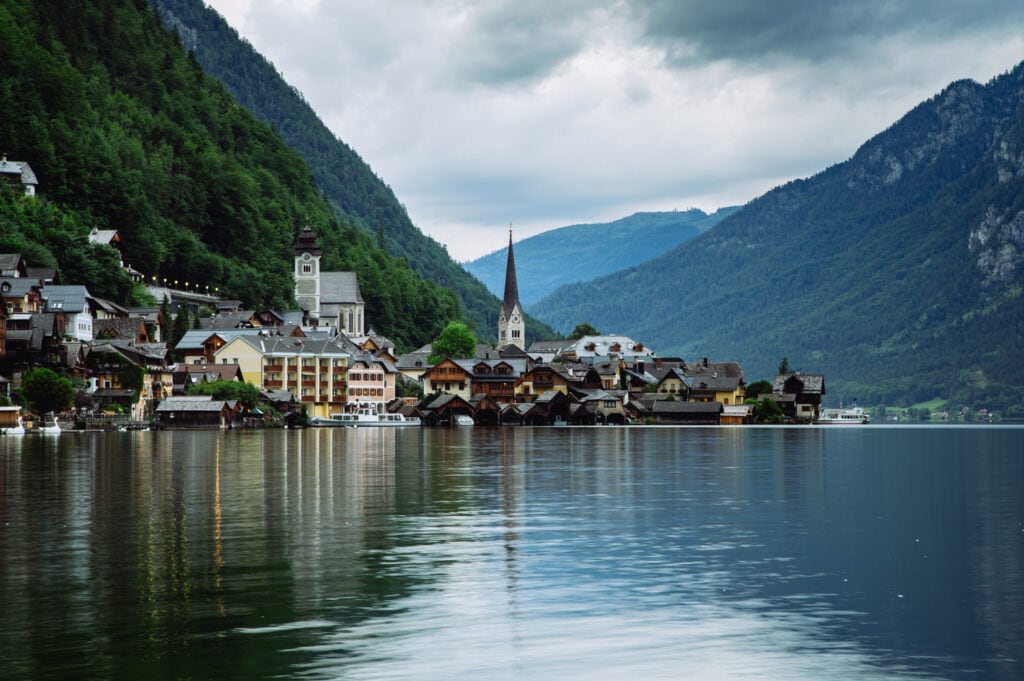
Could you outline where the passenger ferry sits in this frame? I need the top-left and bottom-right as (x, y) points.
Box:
(817, 405), (870, 425)
(310, 408), (420, 428)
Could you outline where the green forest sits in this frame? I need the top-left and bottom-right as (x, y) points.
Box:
(0, 0), (469, 352)
(151, 0), (553, 344)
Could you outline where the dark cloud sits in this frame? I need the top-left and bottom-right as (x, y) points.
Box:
(631, 0), (1024, 65)
(449, 1), (598, 86)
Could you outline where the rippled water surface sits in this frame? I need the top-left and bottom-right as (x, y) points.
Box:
(1, 426), (1022, 680)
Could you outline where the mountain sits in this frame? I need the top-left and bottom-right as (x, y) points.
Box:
(464, 208), (738, 308)
(0, 0), (461, 351)
(151, 0), (547, 343)
(531, 63), (1024, 412)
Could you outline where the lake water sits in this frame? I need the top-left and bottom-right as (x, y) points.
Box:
(1, 426), (1021, 680)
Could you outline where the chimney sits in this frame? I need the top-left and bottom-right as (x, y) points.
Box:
(702, 357), (708, 367)
(655, 358), (662, 369)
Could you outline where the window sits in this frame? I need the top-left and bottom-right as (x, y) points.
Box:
(302, 264), (312, 274)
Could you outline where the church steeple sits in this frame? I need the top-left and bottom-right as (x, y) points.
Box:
(294, 221), (323, 322)
(498, 224), (525, 349)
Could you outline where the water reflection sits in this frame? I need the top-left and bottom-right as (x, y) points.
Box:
(0, 426), (1021, 680)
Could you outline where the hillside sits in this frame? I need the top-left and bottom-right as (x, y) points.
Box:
(0, 0), (461, 351)
(531, 63), (1024, 411)
(152, 0), (551, 343)
(464, 209), (738, 307)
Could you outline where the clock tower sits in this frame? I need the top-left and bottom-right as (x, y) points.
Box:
(498, 225), (525, 349)
(294, 223), (323, 320)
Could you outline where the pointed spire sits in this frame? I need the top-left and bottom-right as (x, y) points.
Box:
(502, 223), (520, 317)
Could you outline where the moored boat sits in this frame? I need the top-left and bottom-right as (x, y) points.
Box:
(310, 408), (420, 428)
(817, 405), (870, 424)
(36, 413), (61, 434)
(0, 406), (25, 435)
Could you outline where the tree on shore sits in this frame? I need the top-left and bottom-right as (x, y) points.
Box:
(20, 368), (75, 415)
(754, 398), (784, 424)
(745, 380), (773, 400)
(428, 322), (477, 363)
(188, 380), (260, 409)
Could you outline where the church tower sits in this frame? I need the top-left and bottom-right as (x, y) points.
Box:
(498, 225), (525, 349)
(294, 223), (323, 320)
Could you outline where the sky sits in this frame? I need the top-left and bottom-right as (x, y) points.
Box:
(204, 0), (1024, 262)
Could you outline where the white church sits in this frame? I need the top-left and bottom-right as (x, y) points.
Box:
(294, 224), (365, 336)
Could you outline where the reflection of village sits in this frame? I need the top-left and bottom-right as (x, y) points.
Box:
(0, 161), (823, 428)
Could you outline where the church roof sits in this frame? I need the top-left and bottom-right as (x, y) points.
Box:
(321, 272), (363, 305)
(501, 230), (521, 318)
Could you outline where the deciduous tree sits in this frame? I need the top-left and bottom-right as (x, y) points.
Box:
(429, 322), (477, 363)
(20, 368), (75, 415)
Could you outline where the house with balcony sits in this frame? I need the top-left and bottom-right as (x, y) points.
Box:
(345, 355), (398, 413)
(213, 335), (353, 418)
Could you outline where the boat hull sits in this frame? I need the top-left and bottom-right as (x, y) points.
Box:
(310, 411), (420, 428)
(817, 407), (870, 425)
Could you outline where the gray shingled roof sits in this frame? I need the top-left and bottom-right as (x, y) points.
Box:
(320, 272), (363, 304)
(156, 399), (227, 413)
(0, 254), (24, 273)
(773, 373), (825, 395)
(42, 285), (92, 313)
(0, 158), (37, 185)
(652, 401), (723, 413)
(94, 317), (145, 340)
(1, 277), (39, 298)
(88, 229), (119, 246)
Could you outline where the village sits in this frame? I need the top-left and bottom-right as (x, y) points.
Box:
(0, 159), (826, 430)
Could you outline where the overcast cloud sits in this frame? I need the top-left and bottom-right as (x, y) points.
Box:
(204, 0), (1024, 261)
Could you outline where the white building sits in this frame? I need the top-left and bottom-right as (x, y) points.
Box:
(294, 224), (365, 336)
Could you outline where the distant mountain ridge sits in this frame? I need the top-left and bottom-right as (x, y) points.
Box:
(531, 63), (1024, 410)
(464, 208), (738, 307)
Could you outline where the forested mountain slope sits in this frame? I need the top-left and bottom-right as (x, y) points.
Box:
(465, 208), (738, 307)
(532, 63), (1024, 411)
(152, 0), (550, 343)
(0, 0), (461, 351)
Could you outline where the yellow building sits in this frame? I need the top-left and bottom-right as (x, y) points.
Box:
(214, 335), (351, 418)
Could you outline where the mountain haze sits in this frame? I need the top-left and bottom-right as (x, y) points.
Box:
(464, 209), (738, 307)
(532, 63), (1024, 411)
(152, 0), (549, 343)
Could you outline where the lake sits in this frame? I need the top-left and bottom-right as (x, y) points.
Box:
(1, 425), (1021, 680)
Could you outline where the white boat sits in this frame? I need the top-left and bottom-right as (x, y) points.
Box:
(0, 406), (25, 435)
(36, 414), (61, 434)
(817, 405), (870, 425)
(310, 408), (420, 428)
(454, 414), (475, 426)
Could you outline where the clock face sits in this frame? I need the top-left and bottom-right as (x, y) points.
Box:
(302, 253), (311, 260)
(512, 315), (520, 322)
